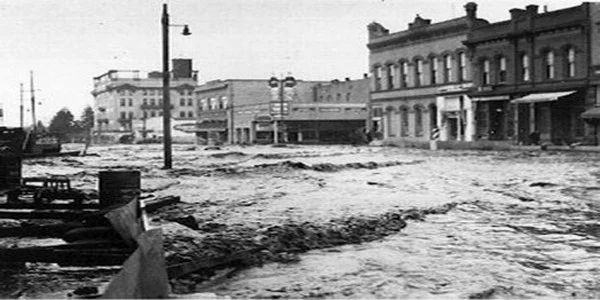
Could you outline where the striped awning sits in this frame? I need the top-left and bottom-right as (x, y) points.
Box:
(511, 91), (575, 104)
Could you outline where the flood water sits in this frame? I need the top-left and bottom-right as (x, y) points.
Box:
(13, 144), (600, 298)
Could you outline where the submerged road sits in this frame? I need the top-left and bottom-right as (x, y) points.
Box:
(13, 144), (600, 298)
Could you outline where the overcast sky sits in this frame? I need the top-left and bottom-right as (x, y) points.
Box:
(0, 0), (581, 126)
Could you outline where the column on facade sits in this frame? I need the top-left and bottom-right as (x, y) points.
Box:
(464, 96), (474, 142)
(436, 97), (447, 141)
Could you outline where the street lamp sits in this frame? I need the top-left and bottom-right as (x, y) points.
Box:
(268, 75), (296, 144)
(161, 3), (191, 169)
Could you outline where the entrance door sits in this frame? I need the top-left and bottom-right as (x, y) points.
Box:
(517, 104), (530, 144)
(489, 101), (505, 140)
(448, 117), (458, 140)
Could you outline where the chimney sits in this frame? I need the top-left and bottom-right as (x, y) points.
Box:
(464, 2), (477, 19)
(172, 59), (192, 79)
(526, 4), (538, 15)
(345, 77), (350, 81)
(510, 8), (526, 19)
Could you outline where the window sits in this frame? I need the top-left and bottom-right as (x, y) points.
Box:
(180, 98), (185, 106)
(180, 111), (185, 118)
(128, 98), (133, 107)
(143, 111), (148, 118)
(159, 111), (163, 116)
(149, 90), (155, 96)
(415, 106), (423, 137)
(158, 90), (162, 96)
(346, 93), (351, 102)
(482, 59), (490, 85)
(415, 59), (423, 86)
(119, 90), (125, 96)
(128, 112), (134, 119)
(188, 111), (194, 118)
(566, 47), (575, 77)
(120, 99), (126, 106)
(545, 51), (555, 79)
(374, 66), (382, 91)
(400, 61), (408, 87)
(336, 93), (341, 101)
(143, 98), (148, 106)
(187, 98), (193, 106)
(120, 112), (126, 119)
(150, 99), (156, 106)
(221, 96), (228, 108)
(179, 90), (185, 96)
(159, 99), (163, 106)
(444, 55), (452, 83)
(151, 111), (156, 117)
(143, 90), (148, 96)
(458, 52), (467, 81)
(521, 54), (530, 81)
(498, 56), (507, 83)
(430, 58), (437, 85)
(400, 107), (409, 136)
(386, 64), (396, 89)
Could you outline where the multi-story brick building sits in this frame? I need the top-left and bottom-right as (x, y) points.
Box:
(466, 3), (600, 145)
(194, 77), (369, 144)
(367, 3), (488, 144)
(91, 59), (198, 143)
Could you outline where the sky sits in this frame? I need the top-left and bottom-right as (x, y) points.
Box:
(0, 0), (582, 127)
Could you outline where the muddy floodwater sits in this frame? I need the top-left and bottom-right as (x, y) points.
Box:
(4, 144), (600, 298)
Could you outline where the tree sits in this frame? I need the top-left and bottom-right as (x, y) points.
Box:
(49, 108), (75, 141)
(80, 106), (94, 131)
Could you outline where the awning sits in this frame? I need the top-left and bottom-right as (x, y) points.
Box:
(471, 95), (510, 102)
(511, 91), (575, 104)
(581, 107), (600, 119)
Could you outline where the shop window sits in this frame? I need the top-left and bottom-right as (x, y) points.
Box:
(400, 106), (409, 137)
(414, 106), (423, 137)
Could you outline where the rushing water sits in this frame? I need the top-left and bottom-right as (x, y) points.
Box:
(13, 145), (600, 298)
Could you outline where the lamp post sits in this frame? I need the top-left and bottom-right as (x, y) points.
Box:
(268, 75), (296, 144)
(161, 3), (190, 169)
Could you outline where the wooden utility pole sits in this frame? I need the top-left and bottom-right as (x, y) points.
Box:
(30, 71), (37, 131)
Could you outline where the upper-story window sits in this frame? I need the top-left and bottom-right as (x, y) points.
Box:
(374, 66), (383, 91)
(544, 51), (555, 79)
(415, 59), (423, 87)
(221, 96), (228, 108)
(498, 56), (507, 83)
(180, 98), (185, 106)
(128, 98), (133, 107)
(187, 98), (193, 106)
(346, 93), (351, 102)
(150, 99), (156, 106)
(188, 111), (194, 118)
(458, 52), (467, 82)
(336, 93), (341, 101)
(128, 112), (134, 119)
(143, 98), (148, 106)
(430, 57), (437, 85)
(400, 61), (408, 88)
(521, 53), (530, 82)
(482, 59), (490, 85)
(444, 55), (452, 83)
(120, 98), (126, 107)
(386, 64), (396, 89)
(566, 47), (576, 77)
(143, 90), (148, 96)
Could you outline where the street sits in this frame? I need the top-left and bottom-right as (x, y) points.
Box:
(5, 144), (600, 298)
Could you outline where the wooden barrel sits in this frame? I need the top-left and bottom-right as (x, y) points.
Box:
(99, 170), (141, 208)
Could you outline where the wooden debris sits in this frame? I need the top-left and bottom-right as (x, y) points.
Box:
(141, 195), (181, 213)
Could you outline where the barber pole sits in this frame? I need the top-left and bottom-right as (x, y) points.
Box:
(430, 127), (440, 150)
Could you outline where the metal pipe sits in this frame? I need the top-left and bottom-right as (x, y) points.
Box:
(162, 3), (172, 169)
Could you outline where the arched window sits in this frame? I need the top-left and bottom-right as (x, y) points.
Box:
(414, 59), (423, 87)
(430, 57), (438, 85)
(414, 106), (423, 137)
(566, 47), (575, 78)
(399, 61), (409, 88)
(457, 52), (467, 81)
(444, 55), (452, 83)
(386, 64), (396, 89)
(521, 53), (530, 82)
(482, 59), (490, 85)
(498, 56), (507, 83)
(544, 51), (555, 79)
(400, 106), (409, 137)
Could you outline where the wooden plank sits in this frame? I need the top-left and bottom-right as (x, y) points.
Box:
(166, 248), (259, 279)
(104, 198), (142, 247)
(141, 196), (180, 214)
(0, 209), (99, 220)
(102, 229), (169, 299)
(0, 247), (131, 266)
(0, 202), (100, 210)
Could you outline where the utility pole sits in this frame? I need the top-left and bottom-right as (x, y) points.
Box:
(30, 71), (37, 131)
(162, 3), (172, 169)
(19, 83), (24, 128)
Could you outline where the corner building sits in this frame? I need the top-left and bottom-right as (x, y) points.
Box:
(466, 3), (600, 145)
(367, 3), (488, 144)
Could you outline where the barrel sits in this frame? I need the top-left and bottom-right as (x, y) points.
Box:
(98, 170), (141, 208)
(0, 155), (21, 190)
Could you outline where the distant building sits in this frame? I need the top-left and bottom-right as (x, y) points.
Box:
(193, 77), (370, 145)
(367, 3), (488, 144)
(466, 3), (600, 145)
(91, 59), (198, 143)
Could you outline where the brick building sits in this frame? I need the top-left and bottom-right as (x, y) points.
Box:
(367, 3), (488, 144)
(194, 77), (369, 145)
(91, 59), (198, 143)
(466, 3), (600, 145)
